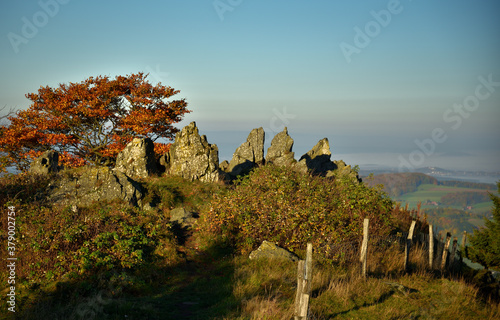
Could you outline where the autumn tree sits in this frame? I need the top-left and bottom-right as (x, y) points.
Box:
(466, 182), (500, 270)
(0, 73), (190, 170)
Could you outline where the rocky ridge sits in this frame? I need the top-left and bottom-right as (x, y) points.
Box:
(30, 122), (360, 209)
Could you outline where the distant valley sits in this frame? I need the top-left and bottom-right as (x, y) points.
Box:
(362, 169), (498, 237)
(360, 166), (500, 185)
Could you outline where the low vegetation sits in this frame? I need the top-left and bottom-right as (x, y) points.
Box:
(0, 165), (499, 319)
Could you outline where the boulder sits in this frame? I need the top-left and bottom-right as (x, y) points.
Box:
(115, 138), (158, 179)
(30, 150), (60, 174)
(249, 241), (299, 262)
(296, 138), (336, 176)
(165, 122), (220, 182)
(49, 166), (147, 208)
(266, 127), (296, 167)
(219, 160), (230, 173)
(170, 207), (197, 226)
(226, 127), (265, 178)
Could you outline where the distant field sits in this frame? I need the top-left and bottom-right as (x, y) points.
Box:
(395, 184), (494, 215)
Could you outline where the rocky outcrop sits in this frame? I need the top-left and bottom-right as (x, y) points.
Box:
(164, 122), (220, 183)
(30, 150), (60, 174)
(266, 127), (296, 167)
(296, 138), (336, 176)
(331, 160), (362, 183)
(226, 127), (265, 178)
(219, 160), (230, 173)
(115, 138), (158, 179)
(294, 138), (361, 182)
(49, 166), (147, 208)
(249, 241), (299, 262)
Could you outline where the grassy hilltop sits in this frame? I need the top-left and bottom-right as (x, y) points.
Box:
(1, 165), (499, 319)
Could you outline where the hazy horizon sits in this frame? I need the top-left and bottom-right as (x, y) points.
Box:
(1, 1), (499, 173)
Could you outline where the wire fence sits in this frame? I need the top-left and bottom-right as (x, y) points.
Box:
(315, 225), (464, 275)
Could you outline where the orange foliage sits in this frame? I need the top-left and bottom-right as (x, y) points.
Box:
(0, 73), (190, 170)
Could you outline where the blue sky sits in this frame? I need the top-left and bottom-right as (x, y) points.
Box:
(1, 0), (499, 172)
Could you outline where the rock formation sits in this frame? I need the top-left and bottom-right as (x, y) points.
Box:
(164, 122), (220, 182)
(294, 138), (361, 182)
(266, 127), (296, 167)
(296, 138), (336, 176)
(331, 160), (362, 183)
(49, 166), (147, 208)
(27, 122), (361, 211)
(226, 127), (265, 178)
(115, 138), (158, 179)
(249, 241), (299, 262)
(29, 150), (60, 174)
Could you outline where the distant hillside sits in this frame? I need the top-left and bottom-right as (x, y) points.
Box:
(364, 172), (438, 197)
(364, 172), (495, 198)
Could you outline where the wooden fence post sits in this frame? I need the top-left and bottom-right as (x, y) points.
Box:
(460, 231), (467, 263)
(294, 243), (313, 320)
(404, 220), (416, 272)
(429, 225), (434, 269)
(441, 233), (451, 271)
(294, 261), (305, 320)
(449, 237), (458, 270)
(360, 219), (369, 278)
(305, 243), (313, 294)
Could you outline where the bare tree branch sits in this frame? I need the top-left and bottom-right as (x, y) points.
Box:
(0, 105), (16, 125)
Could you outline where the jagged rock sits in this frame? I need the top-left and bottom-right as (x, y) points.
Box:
(226, 127), (265, 178)
(249, 241), (299, 262)
(30, 150), (60, 174)
(219, 160), (229, 172)
(49, 166), (147, 208)
(170, 207), (197, 226)
(296, 138), (336, 176)
(165, 122), (220, 182)
(266, 127), (296, 167)
(157, 153), (170, 174)
(330, 160), (362, 183)
(115, 138), (158, 179)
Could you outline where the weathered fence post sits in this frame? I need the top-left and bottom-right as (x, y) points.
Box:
(294, 243), (313, 320)
(460, 231), (467, 263)
(360, 219), (369, 278)
(404, 220), (416, 272)
(449, 237), (458, 270)
(441, 232), (451, 271)
(429, 225), (434, 269)
(294, 260), (305, 320)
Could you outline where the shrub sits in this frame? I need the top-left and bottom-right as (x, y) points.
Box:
(201, 165), (396, 263)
